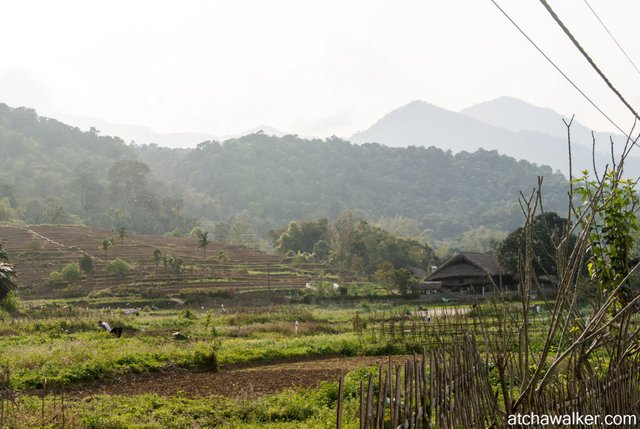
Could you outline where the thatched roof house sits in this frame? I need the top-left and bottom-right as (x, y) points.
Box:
(427, 252), (507, 292)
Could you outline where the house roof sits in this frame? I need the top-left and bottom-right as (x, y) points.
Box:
(427, 252), (503, 281)
(408, 266), (429, 278)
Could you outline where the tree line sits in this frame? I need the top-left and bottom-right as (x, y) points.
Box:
(1, 104), (570, 244)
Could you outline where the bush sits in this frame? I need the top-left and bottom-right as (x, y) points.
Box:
(0, 291), (20, 315)
(79, 254), (94, 274)
(106, 258), (130, 276)
(47, 263), (81, 285)
(192, 346), (218, 372)
(60, 263), (81, 283)
(48, 271), (63, 284)
(180, 309), (197, 319)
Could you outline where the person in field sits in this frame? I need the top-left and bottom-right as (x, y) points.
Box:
(98, 320), (123, 338)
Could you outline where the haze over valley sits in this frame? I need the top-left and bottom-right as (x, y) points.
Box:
(1, 99), (574, 245)
(2, 2), (640, 427)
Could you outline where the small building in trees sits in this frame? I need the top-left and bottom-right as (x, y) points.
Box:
(408, 266), (442, 294)
(427, 252), (508, 293)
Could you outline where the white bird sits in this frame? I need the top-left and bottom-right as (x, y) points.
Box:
(221, 304), (226, 313)
(99, 320), (111, 332)
(294, 320), (300, 335)
(441, 297), (450, 303)
(172, 331), (188, 340)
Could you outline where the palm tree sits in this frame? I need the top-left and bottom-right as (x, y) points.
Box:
(197, 230), (210, 259)
(100, 238), (114, 256)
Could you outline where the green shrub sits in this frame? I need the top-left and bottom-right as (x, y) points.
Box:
(48, 271), (63, 284)
(60, 263), (81, 283)
(0, 291), (20, 315)
(105, 258), (130, 276)
(180, 309), (197, 319)
(192, 346), (218, 372)
(47, 262), (81, 285)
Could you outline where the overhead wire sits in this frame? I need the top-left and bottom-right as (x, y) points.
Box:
(538, 0), (640, 123)
(582, 0), (640, 78)
(488, 0), (630, 139)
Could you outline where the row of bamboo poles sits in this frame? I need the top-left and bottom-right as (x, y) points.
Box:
(337, 334), (640, 428)
(337, 335), (500, 429)
(355, 308), (548, 351)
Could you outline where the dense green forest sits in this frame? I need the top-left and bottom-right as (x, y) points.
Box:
(139, 133), (568, 240)
(0, 104), (195, 234)
(0, 104), (569, 243)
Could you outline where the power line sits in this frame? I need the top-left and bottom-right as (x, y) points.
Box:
(539, 0), (640, 122)
(488, 0), (629, 138)
(582, 0), (640, 78)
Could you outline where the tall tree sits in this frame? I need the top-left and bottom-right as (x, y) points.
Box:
(197, 230), (210, 259)
(272, 219), (329, 254)
(79, 254), (94, 274)
(108, 160), (151, 206)
(496, 212), (575, 275)
(153, 248), (162, 275)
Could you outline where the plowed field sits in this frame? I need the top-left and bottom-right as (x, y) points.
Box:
(64, 355), (410, 399)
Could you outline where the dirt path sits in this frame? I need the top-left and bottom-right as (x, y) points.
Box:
(64, 355), (411, 399)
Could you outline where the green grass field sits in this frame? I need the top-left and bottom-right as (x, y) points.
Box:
(0, 299), (437, 427)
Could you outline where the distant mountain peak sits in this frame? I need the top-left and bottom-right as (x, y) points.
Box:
(351, 98), (515, 152)
(460, 96), (575, 138)
(240, 124), (287, 137)
(54, 113), (215, 148)
(349, 97), (637, 177)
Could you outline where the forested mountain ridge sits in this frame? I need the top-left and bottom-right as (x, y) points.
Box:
(1, 103), (569, 241)
(139, 133), (569, 239)
(0, 104), (195, 234)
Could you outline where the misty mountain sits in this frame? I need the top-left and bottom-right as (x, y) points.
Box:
(461, 96), (626, 148)
(239, 125), (288, 138)
(55, 113), (215, 148)
(351, 99), (639, 177)
(462, 97), (581, 138)
(57, 114), (288, 148)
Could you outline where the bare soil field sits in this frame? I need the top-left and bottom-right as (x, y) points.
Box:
(62, 355), (410, 399)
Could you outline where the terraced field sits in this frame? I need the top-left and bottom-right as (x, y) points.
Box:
(0, 223), (327, 302)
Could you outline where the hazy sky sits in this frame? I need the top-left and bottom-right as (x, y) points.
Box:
(1, 0), (639, 141)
